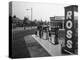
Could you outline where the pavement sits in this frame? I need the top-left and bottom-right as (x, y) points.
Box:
(32, 34), (63, 56)
(24, 35), (50, 57)
(24, 34), (65, 57)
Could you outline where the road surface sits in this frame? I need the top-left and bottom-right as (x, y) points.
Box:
(12, 28), (50, 58)
(12, 29), (36, 58)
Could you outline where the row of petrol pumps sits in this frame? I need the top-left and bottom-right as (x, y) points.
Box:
(35, 25), (59, 45)
(35, 5), (78, 55)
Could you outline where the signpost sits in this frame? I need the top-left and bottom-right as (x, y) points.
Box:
(64, 5), (78, 54)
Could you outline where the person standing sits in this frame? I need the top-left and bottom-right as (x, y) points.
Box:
(54, 26), (59, 44)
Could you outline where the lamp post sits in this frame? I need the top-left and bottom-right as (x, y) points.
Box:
(26, 8), (32, 28)
(26, 8), (32, 21)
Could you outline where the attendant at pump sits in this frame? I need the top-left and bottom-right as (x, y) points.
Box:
(38, 25), (42, 38)
(44, 26), (49, 40)
(49, 26), (51, 41)
(35, 26), (40, 36)
(54, 26), (59, 44)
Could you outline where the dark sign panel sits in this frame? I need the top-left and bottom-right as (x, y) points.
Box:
(64, 6), (75, 54)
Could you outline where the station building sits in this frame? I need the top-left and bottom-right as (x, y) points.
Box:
(50, 16), (78, 30)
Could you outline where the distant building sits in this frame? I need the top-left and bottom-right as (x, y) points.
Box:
(50, 16), (64, 29)
(50, 16), (78, 29)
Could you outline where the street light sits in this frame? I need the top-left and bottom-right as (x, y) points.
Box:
(26, 8), (32, 21)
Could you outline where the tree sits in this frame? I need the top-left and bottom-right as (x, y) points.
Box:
(13, 15), (16, 18)
(23, 17), (29, 26)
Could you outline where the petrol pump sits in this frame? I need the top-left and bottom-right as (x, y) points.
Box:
(49, 26), (59, 45)
(42, 25), (49, 40)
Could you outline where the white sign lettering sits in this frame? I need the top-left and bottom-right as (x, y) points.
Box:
(66, 10), (73, 49)
(66, 11), (72, 19)
(66, 30), (72, 38)
(66, 40), (73, 48)
(66, 20), (72, 29)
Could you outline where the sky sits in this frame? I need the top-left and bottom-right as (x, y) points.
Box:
(12, 2), (70, 21)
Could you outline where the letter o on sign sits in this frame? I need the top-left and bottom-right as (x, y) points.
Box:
(66, 20), (72, 29)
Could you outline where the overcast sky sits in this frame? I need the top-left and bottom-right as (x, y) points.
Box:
(12, 2), (70, 21)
